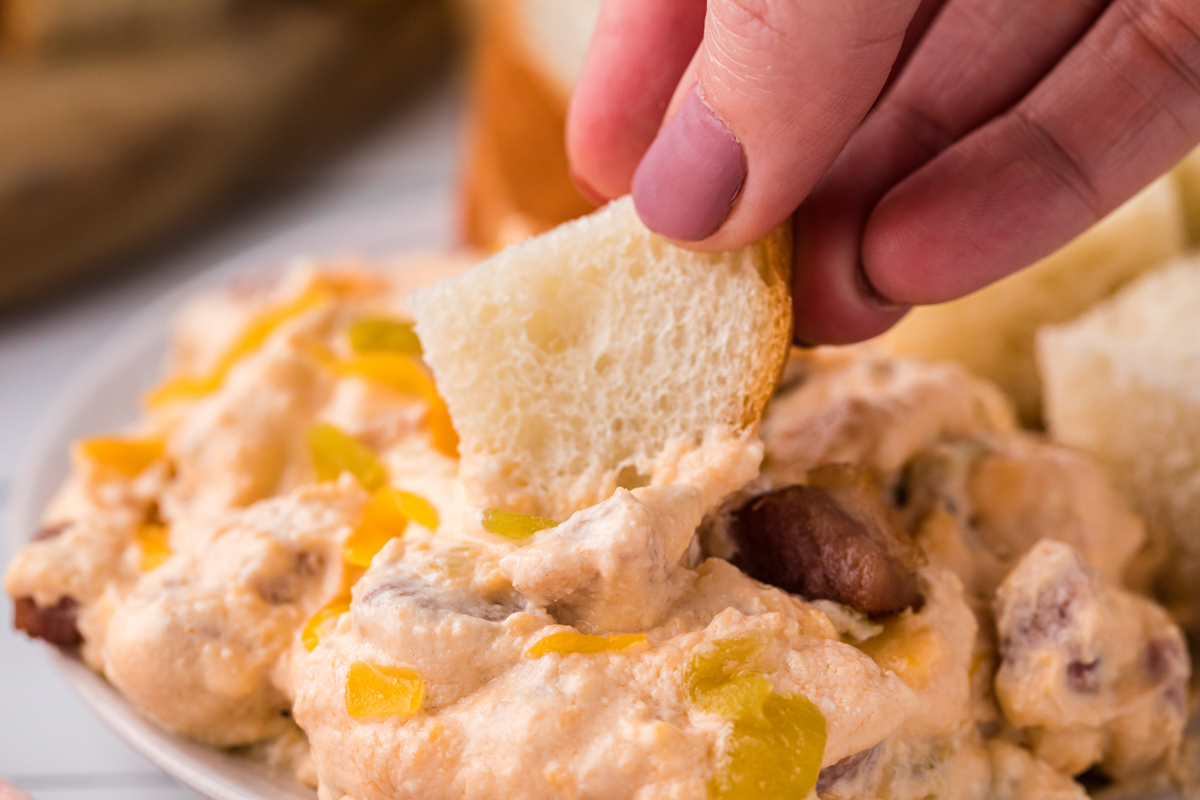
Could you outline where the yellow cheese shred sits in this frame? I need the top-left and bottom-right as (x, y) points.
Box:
(78, 436), (163, 477)
(147, 283), (332, 408)
(135, 523), (172, 571)
(526, 632), (647, 658)
(345, 661), (424, 717)
(302, 595), (351, 652)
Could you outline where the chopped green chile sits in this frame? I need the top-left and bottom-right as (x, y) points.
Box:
(685, 631), (770, 713)
(349, 318), (423, 356)
(481, 508), (557, 540)
(685, 632), (827, 800)
(714, 693), (827, 800)
(308, 423), (387, 491)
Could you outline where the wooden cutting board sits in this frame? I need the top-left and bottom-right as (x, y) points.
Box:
(0, 0), (452, 310)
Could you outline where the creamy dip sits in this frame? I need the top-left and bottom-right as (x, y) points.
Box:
(6, 265), (1190, 800)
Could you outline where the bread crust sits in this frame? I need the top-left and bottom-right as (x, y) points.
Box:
(743, 220), (794, 428)
(459, 0), (595, 250)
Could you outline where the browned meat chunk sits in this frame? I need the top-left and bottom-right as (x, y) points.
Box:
(817, 743), (880, 795)
(32, 521), (71, 542)
(729, 467), (922, 616)
(13, 596), (82, 647)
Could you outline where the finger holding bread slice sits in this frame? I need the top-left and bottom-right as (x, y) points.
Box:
(411, 195), (792, 520)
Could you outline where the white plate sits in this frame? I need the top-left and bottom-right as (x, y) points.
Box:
(5, 191), (452, 800)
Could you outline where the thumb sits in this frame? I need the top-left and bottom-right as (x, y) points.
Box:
(632, 0), (921, 249)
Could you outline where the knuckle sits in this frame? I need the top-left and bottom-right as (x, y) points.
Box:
(1119, 0), (1200, 96)
(710, 0), (789, 49)
(1010, 108), (1104, 218)
(710, 0), (909, 54)
(890, 100), (958, 161)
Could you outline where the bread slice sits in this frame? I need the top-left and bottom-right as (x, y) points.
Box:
(459, 0), (600, 250)
(410, 196), (793, 520)
(512, 0), (601, 94)
(1038, 255), (1200, 631)
(877, 174), (1187, 426)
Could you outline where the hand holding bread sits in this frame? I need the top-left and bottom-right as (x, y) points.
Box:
(411, 195), (792, 519)
(566, 0), (1200, 345)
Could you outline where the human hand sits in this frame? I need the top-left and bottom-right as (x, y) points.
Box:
(566, 0), (1200, 344)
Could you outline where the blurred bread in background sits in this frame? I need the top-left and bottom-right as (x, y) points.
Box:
(0, 0), (454, 312)
(1038, 256), (1200, 631)
(460, 0), (599, 250)
(877, 175), (1189, 426)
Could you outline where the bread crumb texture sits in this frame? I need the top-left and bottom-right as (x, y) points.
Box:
(410, 197), (792, 520)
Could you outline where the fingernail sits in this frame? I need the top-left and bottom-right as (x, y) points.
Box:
(855, 261), (908, 311)
(791, 335), (816, 349)
(631, 88), (746, 242)
(569, 168), (607, 207)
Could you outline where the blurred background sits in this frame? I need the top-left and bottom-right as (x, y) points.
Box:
(0, 0), (611, 314)
(0, 0), (604, 794)
(3, 0), (1200, 795)
(1, 0), (455, 310)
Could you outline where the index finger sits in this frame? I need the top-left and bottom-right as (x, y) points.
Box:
(566, 0), (707, 202)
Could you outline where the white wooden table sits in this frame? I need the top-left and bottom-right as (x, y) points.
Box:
(0, 77), (462, 799)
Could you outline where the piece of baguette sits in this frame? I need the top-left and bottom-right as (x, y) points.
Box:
(877, 174), (1188, 426)
(1038, 255), (1200, 631)
(411, 196), (793, 520)
(513, 0), (601, 94)
(459, 0), (599, 250)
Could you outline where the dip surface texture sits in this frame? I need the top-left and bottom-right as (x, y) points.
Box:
(5, 265), (1189, 800)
